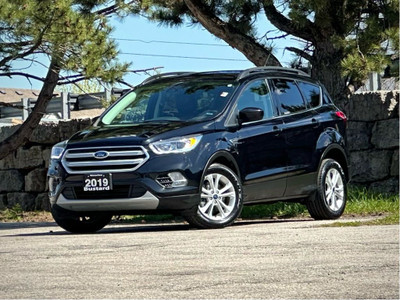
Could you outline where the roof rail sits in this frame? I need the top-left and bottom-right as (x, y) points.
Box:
(237, 67), (310, 80)
(141, 72), (196, 85)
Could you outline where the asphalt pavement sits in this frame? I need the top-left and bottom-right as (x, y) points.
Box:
(0, 218), (398, 299)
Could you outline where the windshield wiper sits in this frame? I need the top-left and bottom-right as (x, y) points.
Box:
(142, 119), (186, 123)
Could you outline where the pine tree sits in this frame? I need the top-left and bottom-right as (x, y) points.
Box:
(139, 0), (399, 106)
(0, 0), (130, 159)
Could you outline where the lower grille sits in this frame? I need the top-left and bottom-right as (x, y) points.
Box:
(62, 185), (147, 200)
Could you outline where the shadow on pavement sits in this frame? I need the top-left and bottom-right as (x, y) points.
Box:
(0, 222), (58, 230)
(0, 222), (192, 237)
(0, 218), (313, 238)
(233, 218), (313, 227)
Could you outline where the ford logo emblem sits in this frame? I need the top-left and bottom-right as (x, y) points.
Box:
(93, 151), (109, 159)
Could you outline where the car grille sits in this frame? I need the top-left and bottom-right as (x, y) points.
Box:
(61, 146), (149, 174)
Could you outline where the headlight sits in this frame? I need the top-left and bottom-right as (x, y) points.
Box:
(149, 135), (202, 154)
(51, 142), (66, 159)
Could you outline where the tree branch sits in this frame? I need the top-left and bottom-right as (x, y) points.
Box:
(183, 0), (280, 67)
(128, 66), (164, 74)
(57, 77), (87, 85)
(0, 56), (61, 160)
(0, 72), (46, 82)
(0, 16), (53, 68)
(262, 0), (317, 43)
(0, 40), (34, 48)
(117, 79), (134, 88)
(286, 47), (314, 63)
(263, 33), (290, 41)
(95, 0), (138, 16)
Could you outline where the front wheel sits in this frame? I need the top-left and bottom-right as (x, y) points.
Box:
(185, 163), (243, 229)
(51, 205), (112, 233)
(307, 158), (347, 220)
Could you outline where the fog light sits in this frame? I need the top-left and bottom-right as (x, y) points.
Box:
(156, 172), (188, 188)
(168, 172), (188, 187)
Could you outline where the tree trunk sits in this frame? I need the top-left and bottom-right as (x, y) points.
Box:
(183, 0), (281, 67)
(0, 58), (60, 160)
(311, 42), (347, 110)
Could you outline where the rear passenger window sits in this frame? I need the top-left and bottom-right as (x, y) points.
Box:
(297, 82), (321, 108)
(269, 79), (305, 115)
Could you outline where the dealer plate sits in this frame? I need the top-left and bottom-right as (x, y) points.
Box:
(83, 174), (113, 192)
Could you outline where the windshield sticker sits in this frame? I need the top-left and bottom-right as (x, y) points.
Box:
(220, 92), (229, 97)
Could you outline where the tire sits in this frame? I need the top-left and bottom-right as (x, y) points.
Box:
(307, 158), (347, 220)
(51, 204), (112, 233)
(185, 163), (243, 229)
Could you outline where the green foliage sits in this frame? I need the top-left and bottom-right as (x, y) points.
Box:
(0, 0), (129, 84)
(0, 204), (23, 221)
(101, 94), (119, 108)
(139, 0), (399, 94)
(340, 6), (399, 82)
(346, 185), (399, 215)
(240, 185), (399, 221)
(141, 0), (261, 36)
(323, 212), (399, 227)
(275, 0), (399, 84)
(60, 79), (103, 94)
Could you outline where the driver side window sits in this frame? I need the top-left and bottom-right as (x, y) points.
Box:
(237, 79), (275, 120)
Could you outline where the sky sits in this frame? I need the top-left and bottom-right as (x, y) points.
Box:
(0, 13), (301, 91)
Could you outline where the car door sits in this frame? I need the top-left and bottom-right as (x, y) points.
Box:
(235, 79), (287, 202)
(268, 78), (323, 197)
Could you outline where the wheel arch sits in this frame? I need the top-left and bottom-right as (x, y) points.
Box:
(186, 150), (244, 229)
(320, 145), (349, 181)
(200, 151), (241, 191)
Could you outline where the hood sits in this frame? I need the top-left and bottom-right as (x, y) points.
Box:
(67, 121), (190, 147)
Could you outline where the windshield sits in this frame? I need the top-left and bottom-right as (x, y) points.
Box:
(101, 78), (237, 125)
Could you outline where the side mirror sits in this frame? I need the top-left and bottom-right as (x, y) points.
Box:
(239, 107), (264, 124)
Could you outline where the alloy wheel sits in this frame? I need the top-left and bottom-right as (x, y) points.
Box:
(324, 168), (345, 212)
(199, 173), (236, 221)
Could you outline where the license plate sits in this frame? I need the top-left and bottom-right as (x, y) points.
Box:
(83, 174), (113, 192)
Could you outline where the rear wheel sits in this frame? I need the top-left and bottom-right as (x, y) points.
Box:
(185, 163), (243, 229)
(307, 158), (347, 220)
(51, 205), (112, 233)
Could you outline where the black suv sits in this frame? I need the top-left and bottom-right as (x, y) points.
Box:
(48, 67), (348, 233)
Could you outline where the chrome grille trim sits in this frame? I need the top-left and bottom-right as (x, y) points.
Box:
(65, 159), (145, 167)
(61, 146), (149, 174)
(65, 150), (144, 159)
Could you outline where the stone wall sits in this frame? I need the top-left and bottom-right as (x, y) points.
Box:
(0, 119), (92, 211)
(0, 91), (398, 212)
(345, 91), (399, 193)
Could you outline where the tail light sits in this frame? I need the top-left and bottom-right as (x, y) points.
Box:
(335, 111), (347, 123)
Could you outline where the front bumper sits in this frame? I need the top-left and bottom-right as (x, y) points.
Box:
(48, 159), (201, 213)
(52, 191), (200, 212)
(54, 191), (159, 211)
